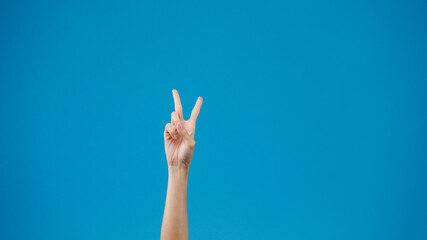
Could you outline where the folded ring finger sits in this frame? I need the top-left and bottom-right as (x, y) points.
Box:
(166, 123), (177, 139)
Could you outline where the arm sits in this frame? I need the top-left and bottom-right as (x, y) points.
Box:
(161, 89), (203, 240)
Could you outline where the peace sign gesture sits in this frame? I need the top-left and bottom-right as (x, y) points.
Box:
(164, 90), (203, 168)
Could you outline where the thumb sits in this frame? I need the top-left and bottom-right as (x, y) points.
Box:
(177, 123), (196, 148)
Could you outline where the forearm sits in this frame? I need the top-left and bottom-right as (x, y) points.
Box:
(161, 166), (190, 240)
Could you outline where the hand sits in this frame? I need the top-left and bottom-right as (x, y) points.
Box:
(164, 90), (203, 168)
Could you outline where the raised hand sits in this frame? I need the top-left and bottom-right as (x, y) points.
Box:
(164, 89), (203, 168)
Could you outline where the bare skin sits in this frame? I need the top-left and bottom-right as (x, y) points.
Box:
(161, 89), (203, 240)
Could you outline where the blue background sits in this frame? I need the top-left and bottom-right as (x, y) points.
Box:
(1, 0), (427, 239)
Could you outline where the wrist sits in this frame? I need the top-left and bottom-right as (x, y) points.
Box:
(168, 165), (190, 182)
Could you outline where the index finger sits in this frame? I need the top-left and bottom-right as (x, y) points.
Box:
(172, 89), (183, 117)
(190, 97), (203, 122)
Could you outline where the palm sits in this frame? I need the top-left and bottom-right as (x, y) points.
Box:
(165, 120), (195, 165)
(164, 90), (203, 167)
